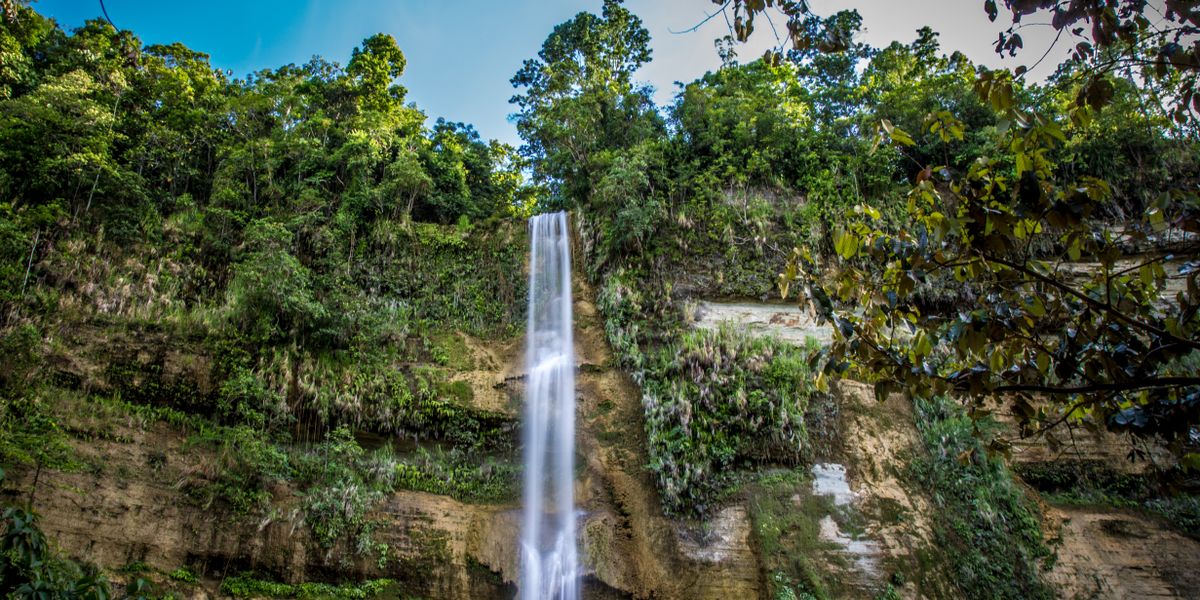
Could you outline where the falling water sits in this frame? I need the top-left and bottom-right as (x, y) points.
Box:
(520, 211), (579, 600)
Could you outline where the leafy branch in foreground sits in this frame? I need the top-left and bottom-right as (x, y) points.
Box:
(781, 72), (1200, 462)
(985, 0), (1199, 127)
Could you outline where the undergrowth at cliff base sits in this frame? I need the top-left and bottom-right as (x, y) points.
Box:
(910, 397), (1055, 600)
(1016, 460), (1200, 540)
(745, 470), (838, 600)
(0, 383), (519, 563)
(219, 573), (409, 600)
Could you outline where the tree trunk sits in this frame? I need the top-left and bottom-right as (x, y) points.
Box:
(20, 229), (39, 297)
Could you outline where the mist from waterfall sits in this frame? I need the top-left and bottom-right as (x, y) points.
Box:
(520, 211), (579, 600)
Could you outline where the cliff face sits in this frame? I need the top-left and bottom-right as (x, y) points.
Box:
(4, 278), (766, 599)
(571, 280), (763, 599)
(9, 255), (1200, 600)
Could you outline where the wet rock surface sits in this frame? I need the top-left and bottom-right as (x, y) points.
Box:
(1045, 506), (1200, 599)
(692, 301), (832, 345)
(808, 463), (884, 587)
(18, 296), (1199, 599)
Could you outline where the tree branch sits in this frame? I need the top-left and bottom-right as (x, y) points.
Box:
(670, 1), (732, 35)
(983, 253), (1200, 351)
(994, 376), (1200, 395)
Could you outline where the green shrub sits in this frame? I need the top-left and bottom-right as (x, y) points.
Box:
(0, 394), (77, 474)
(0, 470), (113, 598)
(168, 566), (199, 584)
(393, 446), (519, 503)
(217, 367), (288, 430)
(220, 572), (397, 599)
(0, 216), (31, 306)
(223, 219), (328, 345)
(1016, 460), (1200, 539)
(295, 427), (395, 554)
(364, 221), (526, 338)
(1147, 495), (1200, 539)
(0, 324), (41, 389)
(427, 333), (473, 371)
(186, 425), (292, 515)
(643, 325), (816, 516)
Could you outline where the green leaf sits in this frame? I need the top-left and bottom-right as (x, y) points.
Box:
(1025, 295), (1046, 317)
(1043, 121), (1066, 143)
(1015, 152), (1030, 175)
(1036, 351), (1050, 374)
(1068, 237), (1082, 261)
(890, 126), (916, 147)
(874, 380), (894, 402)
(1147, 207), (1166, 233)
(856, 204), (882, 220)
(1183, 453), (1200, 473)
(834, 231), (860, 259)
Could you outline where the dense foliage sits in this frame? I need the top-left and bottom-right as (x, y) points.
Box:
(513, 1), (1197, 521)
(0, 0), (1196, 595)
(707, 0), (1200, 464)
(219, 573), (401, 600)
(775, 30), (1200, 467)
(595, 260), (820, 516)
(640, 326), (815, 515)
(510, 0), (663, 206)
(0, 2), (528, 570)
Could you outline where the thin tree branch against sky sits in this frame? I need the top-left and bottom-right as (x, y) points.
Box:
(35, 0), (1072, 146)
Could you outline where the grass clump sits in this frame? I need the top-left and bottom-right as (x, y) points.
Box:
(393, 446), (519, 504)
(168, 566), (199, 584)
(220, 573), (403, 599)
(642, 325), (817, 517)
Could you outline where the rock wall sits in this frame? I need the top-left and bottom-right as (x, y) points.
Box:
(3, 280), (767, 599)
(15, 290), (1198, 598)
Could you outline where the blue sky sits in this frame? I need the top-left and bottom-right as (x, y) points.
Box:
(32, 1), (1066, 147)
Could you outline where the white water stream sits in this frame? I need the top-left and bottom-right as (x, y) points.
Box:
(520, 212), (579, 600)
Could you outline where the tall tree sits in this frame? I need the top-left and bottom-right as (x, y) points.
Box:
(347, 33), (407, 114)
(510, 0), (662, 205)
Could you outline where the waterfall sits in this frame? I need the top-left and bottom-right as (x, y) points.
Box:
(520, 211), (579, 600)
